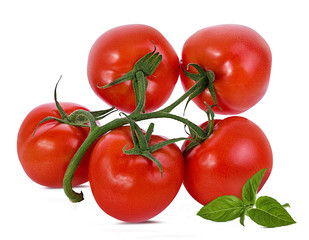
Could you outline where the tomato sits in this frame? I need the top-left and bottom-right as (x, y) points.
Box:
(181, 24), (272, 115)
(87, 24), (180, 113)
(182, 116), (273, 205)
(88, 126), (184, 222)
(17, 102), (93, 188)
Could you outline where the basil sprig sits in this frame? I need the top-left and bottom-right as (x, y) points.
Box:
(197, 169), (296, 228)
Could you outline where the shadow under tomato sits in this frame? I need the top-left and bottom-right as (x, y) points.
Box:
(41, 183), (90, 190)
(116, 220), (162, 225)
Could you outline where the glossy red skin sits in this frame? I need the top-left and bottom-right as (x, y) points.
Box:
(89, 126), (184, 223)
(182, 116), (273, 205)
(181, 24), (272, 115)
(87, 24), (180, 113)
(17, 102), (93, 188)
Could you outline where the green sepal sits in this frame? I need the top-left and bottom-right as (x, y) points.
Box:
(67, 106), (114, 129)
(181, 63), (220, 113)
(181, 64), (209, 114)
(97, 42), (161, 89)
(183, 102), (216, 153)
(32, 116), (67, 137)
(121, 113), (163, 175)
(122, 114), (187, 177)
(181, 64), (201, 82)
(149, 137), (189, 153)
(183, 77), (209, 115)
(54, 76), (69, 120)
(132, 42), (162, 76)
(33, 78), (116, 137)
(97, 72), (134, 89)
(185, 121), (197, 140)
(203, 102), (215, 139)
(89, 106), (117, 121)
(182, 140), (200, 154)
(96, 43), (161, 115)
(182, 63), (209, 82)
(145, 123), (155, 145)
(140, 151), (163, 178)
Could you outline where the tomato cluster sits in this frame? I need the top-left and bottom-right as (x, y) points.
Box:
(17, 24), (273, 223)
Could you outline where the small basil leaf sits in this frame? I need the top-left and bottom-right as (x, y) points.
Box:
(197, 195), (245, 222)
(247, 196), (296, 228)
(240, 211), (246, 226)
(249, 169), (267, 195)
(242, 179), (255, 206)
(242, 168), (267, 206)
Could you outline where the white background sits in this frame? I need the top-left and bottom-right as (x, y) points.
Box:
(1, 0), (308, 239)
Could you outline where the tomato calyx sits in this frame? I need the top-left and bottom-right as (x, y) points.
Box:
(97, 42), (162, 89)
(33, 77), (116, 136)
(97, 42), (162, 115)
(179, 63), (223, 153)
(181, 63), (219, 113)
(183, 102), (217, 153)
(122, 113), (187, 177)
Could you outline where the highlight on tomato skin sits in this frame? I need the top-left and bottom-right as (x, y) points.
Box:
(180, 24), (272, 115)
(17, 102), (94, 188)
(87, 24), (180, 114)
(182, 116), (273, 206)
(88, 126), (184, 223)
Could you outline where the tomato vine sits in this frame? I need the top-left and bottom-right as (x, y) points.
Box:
(18, 24), (296, 227)
(56, 45), (217, 202)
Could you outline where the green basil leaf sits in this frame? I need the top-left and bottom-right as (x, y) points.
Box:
(247, 196), (296, 228)
(197, 195), (245, 222)
(249, 169), (267, 195)
(242, 168), (267, 206)
(242, 179), (255, 206)
(282, 203), (291, 208)
(239, 211), (246, 226)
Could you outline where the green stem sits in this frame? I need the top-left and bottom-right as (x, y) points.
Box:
(137, 112), (207, 139)
(63, 76), (211, 202)
(63, 110), (205, 202)
(130, 71), (147, 117)
(59, 50), (223, 202)
(160, 79), (201, 113)
(63, 116), (129, 202)
(63, 127), (99, 202)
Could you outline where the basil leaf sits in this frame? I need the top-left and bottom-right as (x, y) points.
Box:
(239, 211), (246, 226)
(242, 168), (267, 206)
(197, 195), (245, 222)
(242, 179), (255, 206)
(247, 196), (296, 228)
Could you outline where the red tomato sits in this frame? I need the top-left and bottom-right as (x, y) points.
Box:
(181, 24), (272, 115)
(89, 126), (184, 222)
(87, 24), (180, 113)
(182, 116), (273, 205)
(17, 103), (93, 188)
